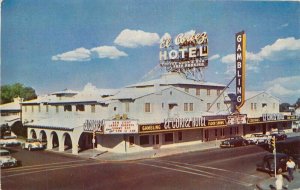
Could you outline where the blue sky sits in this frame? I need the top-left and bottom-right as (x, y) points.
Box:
(1, 0), (300, 103)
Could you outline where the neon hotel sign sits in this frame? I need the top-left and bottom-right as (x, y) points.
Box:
(159, 32), (208, 69)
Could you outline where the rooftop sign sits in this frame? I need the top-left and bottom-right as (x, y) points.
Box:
(159, 32), (208, 72)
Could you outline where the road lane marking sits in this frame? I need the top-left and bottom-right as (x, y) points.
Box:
(1, 162), (102, 178)
(157, 159), (260, 178)
(138, 161), (253, 187)
(2, 159), (90, 173)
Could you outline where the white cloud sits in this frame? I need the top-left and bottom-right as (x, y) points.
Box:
(114, 29), (160, 48)
(52, 47), (91, 61)
(258, 37), (300, 61)
(52, 46), (127, 62)
(220, 37), (300, 74)
(91, 46), (127, 59)
(208, 54), (220, 61)
(265, 76), (300, 97)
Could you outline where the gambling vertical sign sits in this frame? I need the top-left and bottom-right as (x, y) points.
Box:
(235, 31), (246, 112)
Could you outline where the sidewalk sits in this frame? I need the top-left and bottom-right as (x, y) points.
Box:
(78, 139), (221, 161)
(256, 170), (300, 190)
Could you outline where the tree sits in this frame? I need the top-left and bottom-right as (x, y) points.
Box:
(0, 83), (37, 104)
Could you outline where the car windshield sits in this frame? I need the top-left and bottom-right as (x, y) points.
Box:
(0, 151), (10, 156)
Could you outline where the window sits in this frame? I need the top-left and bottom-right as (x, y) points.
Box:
(76, 105), (85, 111)
(164, 133), (173, 142)
(140, 135), (149, 145)
(38, 105), (41, 112)
(207, 89), (211, 96)
(162, 103), (164, 109)
(220, 128), (225, 136)
(46, 105), (49, 112)
(189, 103), (193, 111)
(207, 103), (211, 110)
(185, 88), (189, 93)
(178, 131), (182, 141)
(91, 105), (95, 113)
(55, 105), (59, 113)
(251, 103), (254, 110)
(217, 89), (221, 96)
(250, 126), (255, 131)
(144, 103), (151, 112)
(129, 136), (134, 145)
(64, 105), (72, 112)
(24, 106), (27, 112)
(217, 103), (220, 110)
(184, 103), (188, 111)
(262, 103), (267, 108)
(196, 88), (200, 96)
(254, 103), (257, 110)
(125, 102), (129, 112)
(215, 129), (218, 137)
(31, 106), (34, 112)
(236, 127), (239, 134)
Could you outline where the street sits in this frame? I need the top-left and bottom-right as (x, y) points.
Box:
(1, 137), (299, 190)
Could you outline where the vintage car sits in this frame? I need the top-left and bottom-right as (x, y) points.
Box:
(0, 135), (21, 147)
(0, 149), (18, 168)
(220, 136), (249, 148)
(244, 133), (271, 144)
(257, 153), (299, 174)
(270, 131), (287, 141)
(22, 139), (44, 151)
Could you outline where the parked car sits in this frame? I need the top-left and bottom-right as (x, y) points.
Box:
(0, 149), (19, 168)
(220, 136), (249, 148)
(22, 139), (44, 151)
(270, 131), (287, 141)
(244, 133), (271, 144)
(0, 135), (21, 147)
(257, 153), (299, 174)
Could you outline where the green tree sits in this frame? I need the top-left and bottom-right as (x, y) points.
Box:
(0, 83), (37, 104)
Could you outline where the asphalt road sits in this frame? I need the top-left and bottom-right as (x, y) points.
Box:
(1, 136), (299, 190)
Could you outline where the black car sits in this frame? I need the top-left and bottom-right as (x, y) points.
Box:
(256, 153), (299, 174)
(270, 132), (287, 141)
(220, 136), (249, 148)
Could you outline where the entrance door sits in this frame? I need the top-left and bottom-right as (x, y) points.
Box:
(153, 135), (160, 145)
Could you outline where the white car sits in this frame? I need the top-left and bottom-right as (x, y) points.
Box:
(0, 149), (18, 168)
(244, 133), (271, 144)
(0, 136), (21, 147)
(22, 139), (44, 151)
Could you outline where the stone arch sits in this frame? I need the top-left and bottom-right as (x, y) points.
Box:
(78, 132), (95, 152)
(50, 131), (59, 149)
(30, 129), (37, 139)
(39, 130), (47, 148)
(61, 132), (72, 151)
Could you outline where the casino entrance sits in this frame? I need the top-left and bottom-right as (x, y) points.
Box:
(78, 132), (96, 152)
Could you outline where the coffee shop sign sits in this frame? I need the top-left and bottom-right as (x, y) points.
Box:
(262, 113), (284, 121)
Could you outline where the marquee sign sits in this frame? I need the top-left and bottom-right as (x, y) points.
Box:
(235, 31), (246, 112)
(159, 31), (208, 79)
(227, 114), (247, 125)
(104, 120), (138, 134)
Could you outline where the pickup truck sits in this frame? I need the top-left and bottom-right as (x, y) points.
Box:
(244, 133), (271, 144)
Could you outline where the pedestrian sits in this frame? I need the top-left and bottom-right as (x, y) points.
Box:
(275, 174), (284, 190)
(286, 157), (296, 182)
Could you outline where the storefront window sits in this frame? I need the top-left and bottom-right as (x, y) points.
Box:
(129, 136), (134, 145)
(140, 135), (149, 145)
(178, 131), (182, 141)
(164, 133), (173, 142)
